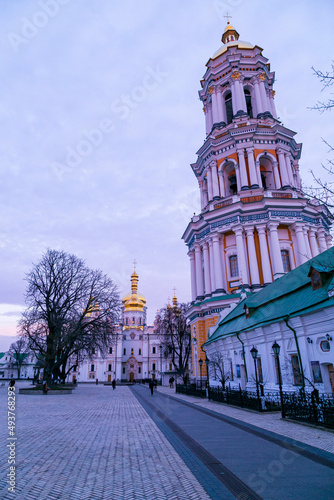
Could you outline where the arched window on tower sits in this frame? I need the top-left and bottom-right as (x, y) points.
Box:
(281, 250), (291, 273)
(229, 255), (239, 278)
(126, 318), (129, 325)
(244, 89), (253, 118)
(259, 157), (275, 190)
(225, 93), (233, 124)
(229, 172), (237, 195)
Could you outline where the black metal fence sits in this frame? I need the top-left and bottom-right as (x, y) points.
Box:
(208, 386), (281, 412)
(283, 392), (334, 429)
(176, 384), (207, 398)
(176, 383), (334, 429)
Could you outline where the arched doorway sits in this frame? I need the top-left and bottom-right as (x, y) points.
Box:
(129, 372), (134, 382)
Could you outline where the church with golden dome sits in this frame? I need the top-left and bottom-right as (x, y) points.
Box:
(66, 268), (175, 384)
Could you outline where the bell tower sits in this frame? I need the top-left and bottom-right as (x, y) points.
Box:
(182, 22), (332, 376)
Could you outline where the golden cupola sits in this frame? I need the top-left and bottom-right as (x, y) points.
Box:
(122, 269), (147, 312)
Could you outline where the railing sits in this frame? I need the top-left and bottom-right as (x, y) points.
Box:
(176, 384), (207, 398)
(283, 392), (334, 429)
(209, 386), (281, 412)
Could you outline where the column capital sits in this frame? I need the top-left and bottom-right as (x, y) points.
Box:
(256, 224), (267, 235)
(209, 159), (218, 168)
(245, 225), (255, 235)
(233, 225), (244, 236)
(211, 233), (221, 243)
(267, 221), (279, 231)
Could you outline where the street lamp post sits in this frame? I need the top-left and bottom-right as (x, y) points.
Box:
(198, 359), (203, 390)
(205, 357), (210, 399)
(272, 340), (285, 418)
(159, 345), (163, 385)
(250, 346), (261, 412)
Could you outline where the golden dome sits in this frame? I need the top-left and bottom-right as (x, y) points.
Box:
(224, 22), (235, 33)
(122, 267), (147, 311)
(212, 40), (254, 60)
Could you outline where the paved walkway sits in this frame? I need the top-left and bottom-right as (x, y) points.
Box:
(0, 383), (333, 500)
(157, 385), (334, 454)
(0, 384), (211, 500)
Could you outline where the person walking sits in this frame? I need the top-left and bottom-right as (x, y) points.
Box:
(149, 378), (155, 396)
(112, 379), (116, 390)
(9, 377), (15, 388)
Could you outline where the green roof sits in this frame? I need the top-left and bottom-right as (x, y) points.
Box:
(205, 247), (334, 345)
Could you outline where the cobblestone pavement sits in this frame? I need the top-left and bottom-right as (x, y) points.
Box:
(0, 384), (212, 500)
(157, 386), (334, 454)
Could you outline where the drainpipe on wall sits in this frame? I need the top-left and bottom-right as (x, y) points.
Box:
(236, 332), (248, 382)
(284, 316), (305, 391)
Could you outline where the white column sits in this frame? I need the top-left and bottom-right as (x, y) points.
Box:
(216, 88), (224, 123)
(245, 226), (260, 286)
(211, 89), (219, 125)
(293, 161), (302, 189)
(277, 149), (290, 188)
(209, 239), (216, 292)
(309, 229), (319, 257)
(235, 164), (241, 192)
(206, 168), (213, 201)
(303, 228), (312, 260)
(268, 222), (285, 278)
(218, 170), (226, 197)
(326, 234), (332, 250)
(255, 160), (263, 187)
(234, 78), (247, 113)
(234, 226), (249, 286)
(317, 228), (327, 253)
(194, 243), (204, 298)
(253, 80), (264, 115)
(259, 79), (270, 113)
(203, 181), (209, 206)
(189, 250), (197, 301)
(203, 242), (211, 296)
(272, 161), (281, 189)
(212, 234), (224, 291)
(246, 148), (259, 187)
(237, 149), (249, 189)
(285, 154), (294, 187)
(257, 225), (272, 283)
(231, 81), (238, 116)
(294, 224), (308, 264)
(269, 89), (277, 119)
(204, 106), (210, 136)
(199, 180), (205, 210)
(210, 160), (220, 198)
(207, 103), (213, 132)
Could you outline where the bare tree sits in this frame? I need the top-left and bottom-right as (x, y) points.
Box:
(209, 351), (231, 390)
(302, 62), (334, 215)
(156, 303), (191, 385)
(19, 249), (121, 385)
(8, 338), (30, 379)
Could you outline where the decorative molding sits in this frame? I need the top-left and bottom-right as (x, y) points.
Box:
(231, 70), (241, 80)
(259, 72), (266, 81)
(241, 196), (264, 204)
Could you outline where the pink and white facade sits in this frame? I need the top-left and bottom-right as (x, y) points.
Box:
(182, 23), (332, 375)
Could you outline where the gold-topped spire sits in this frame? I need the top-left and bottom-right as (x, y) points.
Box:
(222, 15), (240, 44)
(172, 286), (177, 307)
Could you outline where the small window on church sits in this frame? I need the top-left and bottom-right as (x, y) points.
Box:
(132, 317), (135, 324)
(109, 347), (112, 354)
(225, 92), (233, 124)
(126, 318), (128, 325)
(152, 347), (156, 354)
(139, 349), (141, 355)
(123, 348), (126, 355)
(139, 318), (142, 325)
(108, 364), (112, 372)
(152, 363), (156, 371)
(91, 348), (95, 355)
(131, 348), (133, 355)
(244, 89), (253, 118)
(138, 367), (141, 374)
(229, 255), (239, 278)
(91, 364), (94, 372)
(310, 268), (322, 290)
(123, 367), (125, 374)
(281, 250), (291, 273)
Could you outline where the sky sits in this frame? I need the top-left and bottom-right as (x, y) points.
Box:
(0, 0), (333, 351)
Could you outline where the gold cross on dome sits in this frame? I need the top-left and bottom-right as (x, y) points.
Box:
(173, 286), (177, 295)
(224, 12), (232, 24)
(133, 259), (137, 270)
